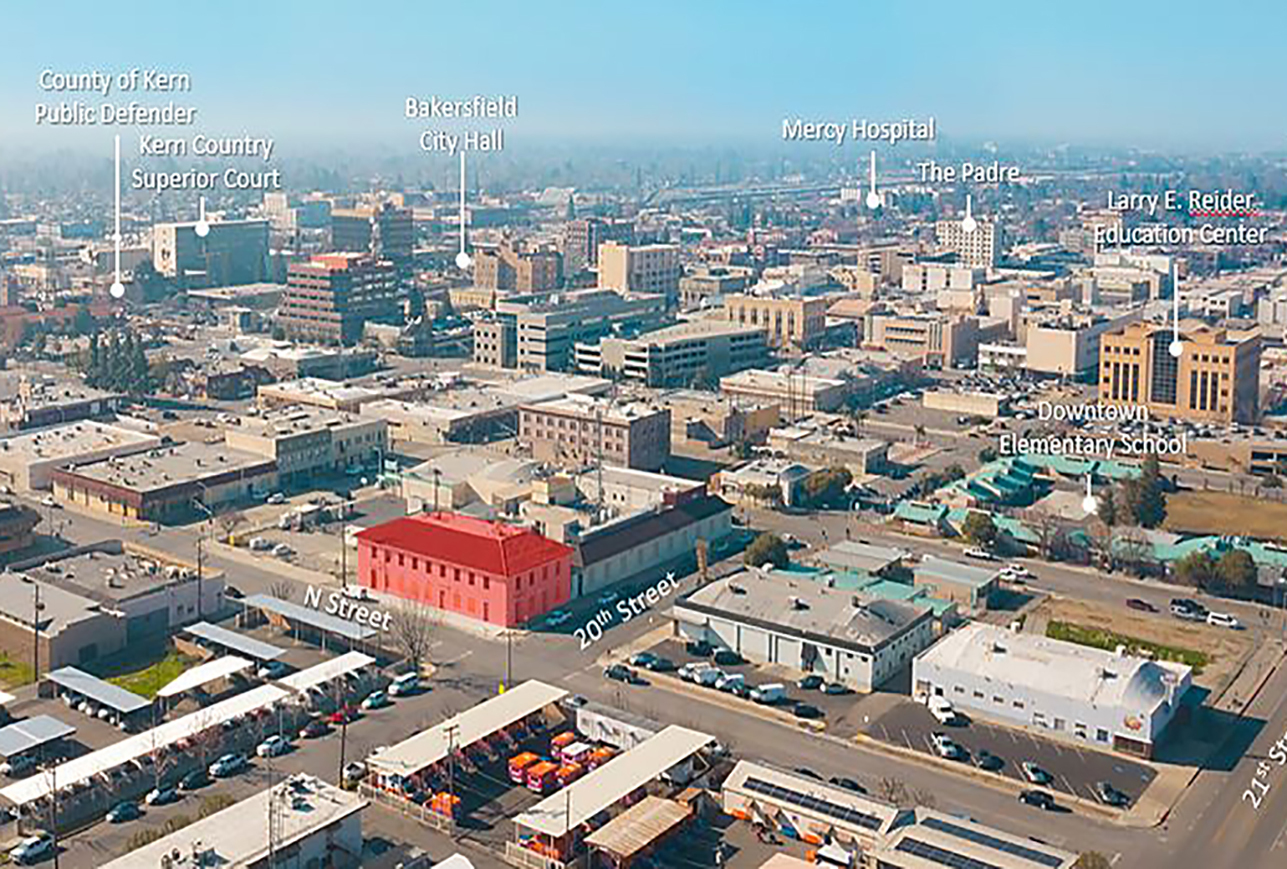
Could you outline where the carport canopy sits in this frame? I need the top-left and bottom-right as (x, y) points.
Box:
(0, 716), (75, 758)
(181, 622), (285, 663)
(277, 651), (374, 694)
(156, 656), (253, 699)
(241, 594), (378, 642)
(47, 667), (149, 715)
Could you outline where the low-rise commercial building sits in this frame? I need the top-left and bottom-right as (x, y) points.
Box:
(872, 807), (1077, 869)
(356, 512), (573, 627)
(673, 569), (936, 691)
(922, 390), (1010, 418)
(912, 556), (1001, 613)
(52, 442), (277, 522)
(223, 407), (388, 485)
(0, 421), (162, 491)
(720, 369), (848, 416)
(659, 389), (779, 449)
(767, 427), (889, 475)
(575, 319), (768, 387)
(100, 776), (366, 869)
(0, 378), (126, 432)
(520, 394), (671, 471)
(717, 459), (815, 508)
(239, 343), (378, 380)
(913, 622), (1192, 757)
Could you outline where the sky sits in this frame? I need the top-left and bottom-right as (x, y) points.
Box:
(3, 1), (1286, 156)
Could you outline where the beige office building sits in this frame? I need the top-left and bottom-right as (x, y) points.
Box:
(722, 294), (829, 349)
(1099, 322), (1261, 424)
(935, 217), (1001, 268)
(864, 312), (980, 369)
(519, 394), (671, 471)
(598, 242), (681, 302)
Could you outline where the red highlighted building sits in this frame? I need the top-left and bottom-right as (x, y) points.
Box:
(355, 512), (573, 627)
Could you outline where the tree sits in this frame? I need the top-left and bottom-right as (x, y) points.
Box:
(216, 511), (247, 541)
(875, 776), (909, 807)
(1074, 854), (1112, 869)
(1122, 454), (1167, 528)
(388, 598), (438, 673)
(802, 467), (853, 509)
(269, 579), (296, 602)
(1173, 550), (1216, 588)
(1097, 487), (1118, 527)
(1215, 549), (1258, 595)
(961, 511), (998, 548)
(978, 446), (998, 463)
(1115, 526), (1154, 576)
(744, 532), (788, 569)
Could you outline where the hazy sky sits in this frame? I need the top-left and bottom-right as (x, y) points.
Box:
(4, 1), (1286, 155)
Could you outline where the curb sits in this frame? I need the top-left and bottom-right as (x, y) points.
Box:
(627, 665), (826, 734)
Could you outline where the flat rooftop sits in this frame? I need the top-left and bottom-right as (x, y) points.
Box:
(678, 570), (929, 652)
(524, 392), (664, 423)
(59, 442), (273, 493)
(258, 377), (384, 404)
(231, 406), (374, 438)
(915, 556), (1003, 589)
(720, 368), (845, 392)
(0, 421), (160, 463)
(875, 807), (1077, 869)
(99, 776), (366, 869)
(19, 544), (204, 604)
(0, 572), (103, 634)
(814, 540), (910, 574)
(918, 623), (1190, 713)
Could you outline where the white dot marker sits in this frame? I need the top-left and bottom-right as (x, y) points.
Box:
(110, 281), (125, 299)
(866, 151), (882, 210)
(866, 190), (883, 210)
(194, 220), (210, 238)
(455, 251), (472, 270)
(1082, 494), (1098, 514)
(1168, 339), (1183, 358)
(961, 193), (978, 233)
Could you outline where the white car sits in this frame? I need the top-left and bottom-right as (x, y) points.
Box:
(267, 493), (286, 505)
(209, 753), (247, 777)
(1004, 564), (1033, 578)
(41, 496), (59, 509)
(1207, 612), (1241, 630)
(10, 832), (53, 864)
(256, 735), (290, 758)
(964, 547), (998, 561)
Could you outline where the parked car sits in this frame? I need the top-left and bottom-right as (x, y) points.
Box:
(797, 674), (825, 690)
(209, 753), (247, 778)
(340, 585), (374, 601)
(299, 718), (331, 739)
(793, 703), (824, 720)
(267, 493), (286, 505)
(257, 660), (288, 679)
(1207, 612), (1241, 630)
(830, 776), (866, 794)
(931, 732), (964, 760)
(642, 656), (676, 672)
(597, 590), (620, 606)
(1021, 761), (1053, 786)
(974, 750), (1004, 772)
(256, 735), (290, 758)
(713, 649), (743, 666)
(145, 786), (179, 806)
(751, 683), (786, 704)
(328, 707), (358, 725)
(793, 767), (822, 780)
(678, 662), (712, 682)
(603, 664), (636, 683)
(107, 801), (141, 823)
(629, 652), (659, 667)
(1095, 781), (1130, 807)
(964, 547), (998, 561)
(389, 672), (421, 696)
(10, 832), (54, 864)
(341, 761), (366, 790)
(0, 755), (35, 777)
(178, 769), (210, 790)
(685, 640), (714, 657)
(1019, 789), (1056, 810)
(821, 682), (850, 695)
(361, 690), (391, 710)
(715, 673), (745, 693)
(1126, 598), (1158, 613)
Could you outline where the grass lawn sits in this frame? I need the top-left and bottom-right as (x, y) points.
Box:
(1047, 620), (1209, 674)
(106, 651), (199, 699)
(0, 654), (34, 689)
(1164, 490), (1287, 543)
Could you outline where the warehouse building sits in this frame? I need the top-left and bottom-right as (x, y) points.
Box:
(912, 556), (1002, 613)
(672, 569), (935, 691)
(912, 623), (1192, 758)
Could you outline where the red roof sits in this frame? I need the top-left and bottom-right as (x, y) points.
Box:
(356, 513), (572, 577)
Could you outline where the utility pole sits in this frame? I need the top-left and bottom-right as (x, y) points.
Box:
(195, 534), (204, 620)
(595, 407), (604, 514)
(340, 518), (348, 589)
(505, 631), (512, 686)
(445, 723), (459, 839)
(32, 581), (40, 683)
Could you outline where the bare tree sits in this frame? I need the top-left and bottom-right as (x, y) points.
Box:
(216, 511), (247, 541)
(190, 709), (221, 769)
(269, 579), (296, 602)
(387, 598), (439, 673)
(910, 788), (936, 809)
(875, 776), (908, 807)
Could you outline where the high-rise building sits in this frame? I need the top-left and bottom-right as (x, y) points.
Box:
(575, 319), (769, 387)
(1098, 321), (1261, 424)
(935, 217), (1001, 268)
(276, 253), (398, 345)
(331, 203), (413, 265)
(598, 242), (681, 304)
(474, 241), (562, 291)
(152, 219), (269, 288)
(564, 218), (635, 276)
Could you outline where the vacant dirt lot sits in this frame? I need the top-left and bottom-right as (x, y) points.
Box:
(1029, 596), (1253, 692)
(1164, 490), (1287, 542)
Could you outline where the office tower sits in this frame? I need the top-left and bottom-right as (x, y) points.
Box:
(474, 241), (563, 292)
(598, 241), (681, 304)
(1098, 322), (1261, 424)
(276, 253), (398, 345)
(331, 203), (413, 265)
(152, 219), (270, 288)
(935, 217), (1001, 268)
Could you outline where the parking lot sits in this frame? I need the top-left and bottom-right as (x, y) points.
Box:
(868, 700), (1156, 809)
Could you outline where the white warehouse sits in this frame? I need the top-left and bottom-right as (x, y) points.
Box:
(672, 570), (936, 691)
(912, 623), (1192, 758)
